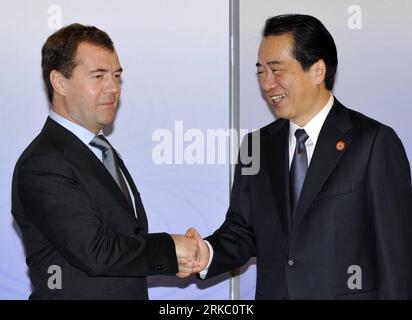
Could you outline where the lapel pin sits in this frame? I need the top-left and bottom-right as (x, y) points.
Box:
(336, 140), (346, 152)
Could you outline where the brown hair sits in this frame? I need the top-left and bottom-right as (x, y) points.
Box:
(41, 23), (114, 102)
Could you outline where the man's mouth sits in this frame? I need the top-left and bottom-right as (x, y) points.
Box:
(270, 94), (286, 103)
(100, 101), (115, 106)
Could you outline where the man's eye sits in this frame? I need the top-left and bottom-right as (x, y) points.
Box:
(94, 74), (103, 79)
(271, 69), (279, 74)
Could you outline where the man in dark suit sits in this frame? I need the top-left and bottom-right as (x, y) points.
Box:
(187, 14), (412, 299)
(12, 23), (198, 299)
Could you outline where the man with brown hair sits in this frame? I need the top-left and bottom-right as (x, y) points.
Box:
(12, 23), (197, 299)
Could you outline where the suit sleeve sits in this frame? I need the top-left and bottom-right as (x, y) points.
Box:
(204, 134), (257, 278)
(17, 154), (178, 277)
(366, 125), (412, 299)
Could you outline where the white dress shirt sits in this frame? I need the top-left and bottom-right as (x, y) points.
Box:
(288, 94), (334, 169)
(200, 94), (334, 279)
(49, 110), (137, 217)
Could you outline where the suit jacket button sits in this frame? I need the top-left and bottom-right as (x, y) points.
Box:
(152, 264), (163, 270)
(288, 259), (295, 266)
(134, 227), (141, 234)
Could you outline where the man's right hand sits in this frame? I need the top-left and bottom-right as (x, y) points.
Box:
(185, 228), (210, 274)
(171, 234), (199, 278)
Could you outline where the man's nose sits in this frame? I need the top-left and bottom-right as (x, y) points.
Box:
(260, 73), (277, 92)
(105, 75), (121, 94)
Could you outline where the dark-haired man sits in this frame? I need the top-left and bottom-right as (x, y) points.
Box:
(189, 14), (412, 299)
(12, 23), (198, 299)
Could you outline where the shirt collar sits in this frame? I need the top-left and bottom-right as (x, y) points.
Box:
(289, 94), (334, 146)
(49, 110), (102, 145)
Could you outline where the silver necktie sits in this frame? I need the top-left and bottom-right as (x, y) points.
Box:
(290, 129), (309, 215)
(90, 135), (132, 206)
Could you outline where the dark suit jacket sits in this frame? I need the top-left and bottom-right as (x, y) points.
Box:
(12, 117), (178, 299)
(205, 98), (412, 299)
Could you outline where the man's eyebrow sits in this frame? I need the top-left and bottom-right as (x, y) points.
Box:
(89, 67), (123, 73)
(268, 60), (282, 66)
(256, 61), (282, 67)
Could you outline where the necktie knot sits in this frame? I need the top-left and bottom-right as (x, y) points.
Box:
(90, 135), (111, 153)
(294, 129), (309, 153)
(295, 129), (309, 144)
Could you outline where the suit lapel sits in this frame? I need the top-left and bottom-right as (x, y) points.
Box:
(263, 120), (291, 240)
(116, 154), (148, 226)
(116, 155), (139, 202)
(291, 99), (353, 235)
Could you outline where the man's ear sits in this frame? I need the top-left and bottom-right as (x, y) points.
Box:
(50, 70), (67, 97)
(312, 59), (327, 85)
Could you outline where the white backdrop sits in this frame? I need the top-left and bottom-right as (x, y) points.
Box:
(1, 0), (411, 300)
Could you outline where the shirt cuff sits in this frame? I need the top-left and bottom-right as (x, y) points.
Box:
(199, 240), (214, 279)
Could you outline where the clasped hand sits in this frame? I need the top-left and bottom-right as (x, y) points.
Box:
(171, 228), (209, 278)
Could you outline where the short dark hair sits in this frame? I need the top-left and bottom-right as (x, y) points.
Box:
(263, 14), (338, 90)
(41, 23), (114, 103)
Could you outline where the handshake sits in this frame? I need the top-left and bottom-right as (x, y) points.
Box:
(171, 228), (210, 278)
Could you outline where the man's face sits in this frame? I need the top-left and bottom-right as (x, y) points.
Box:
(62, 42), (122, 133)
(257, 33), (321, 126)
